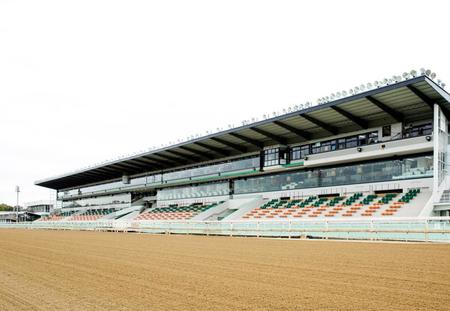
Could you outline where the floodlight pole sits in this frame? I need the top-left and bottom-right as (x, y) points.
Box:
(15, 186), (20, 223)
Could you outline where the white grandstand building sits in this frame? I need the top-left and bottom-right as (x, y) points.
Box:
(31, 70), (450, 240)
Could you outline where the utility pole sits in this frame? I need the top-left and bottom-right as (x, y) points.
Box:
(15, 186), (20, 223)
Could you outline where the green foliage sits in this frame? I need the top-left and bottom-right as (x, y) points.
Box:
(0, 203), (14, 211)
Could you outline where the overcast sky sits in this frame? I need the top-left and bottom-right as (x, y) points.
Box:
(1, 0), (449, 205)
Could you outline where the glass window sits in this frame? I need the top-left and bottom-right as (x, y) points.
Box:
(291, 147), (301, 160)
(321, 140), (336, 152)
(293, 131), (382, 158)
(311, 142), (321, 154)
(264, 148), (279, 167)
(345, 136), (358, 148)
(404, 123), (432, 138)
(368, 131), (378, 144)
(157, 182), (229, 200)
(358, 134), (368, 146)
(234, 155), (432, 194)
(383, 125), (391, 137)
(62, 193), (131, 209)
(300, 145), (310, 158)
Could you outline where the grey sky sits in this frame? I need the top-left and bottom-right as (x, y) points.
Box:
(1, 0), (449, 205)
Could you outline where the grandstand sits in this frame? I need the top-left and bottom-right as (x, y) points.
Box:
(30, 70), (450, 240)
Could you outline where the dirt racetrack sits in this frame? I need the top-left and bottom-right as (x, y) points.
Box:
(0, 229), (449, 311)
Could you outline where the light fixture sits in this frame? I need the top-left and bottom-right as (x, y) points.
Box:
(431, 72), (436, 79)
(410, 70), (417, 77)
(425, 69), (431, 76)
(426, 136), (432, 141)
(357, 147), (362, 152)
(420, 68), (426, 75)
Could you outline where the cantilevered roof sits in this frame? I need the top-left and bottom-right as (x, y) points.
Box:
(35, 76), (450, 190)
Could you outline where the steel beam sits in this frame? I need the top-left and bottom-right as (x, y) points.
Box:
(210, 137), (247, 153)
(366, 96), (404, 122)
(273, 121), (311, 140)
(407, 85), (450, 120)
(194, 142), (230, 156)
(301, 114), (338, 135)
(331, 106), (368, 129)
(228, 133), (264, 148)
(165, 149), (202, 162)
(249, 127), (287, 145)
(178, 146), (215, 160)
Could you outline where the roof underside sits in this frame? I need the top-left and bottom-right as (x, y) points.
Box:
(36, 77), (450, 190)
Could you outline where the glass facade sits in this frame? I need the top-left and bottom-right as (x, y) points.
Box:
(234, 155), (433, 194)
(62, 193), (131, 209)
(291, 131), (379, 161)
(157, 182), (229, 201)
(264, 148), (280, 167)
(403, 123), (432, 138)
(60, 156), (259, 197)
(164, 156), (259, 181)
(58, 124), (434, 200)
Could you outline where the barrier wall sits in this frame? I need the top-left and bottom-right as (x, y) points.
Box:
(1, 218), (450, 242)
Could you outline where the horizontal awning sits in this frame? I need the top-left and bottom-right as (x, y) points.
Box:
(35, 76), (450, 190)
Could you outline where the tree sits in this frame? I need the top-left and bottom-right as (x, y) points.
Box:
(0, 203), (13, 211)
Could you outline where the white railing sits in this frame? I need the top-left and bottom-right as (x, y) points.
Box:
(1, 218), (450, 242)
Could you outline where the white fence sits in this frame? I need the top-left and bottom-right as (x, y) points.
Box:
(1, 218), (450, 242)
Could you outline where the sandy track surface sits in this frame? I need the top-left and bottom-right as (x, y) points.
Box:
(0, 229), (449, 310)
